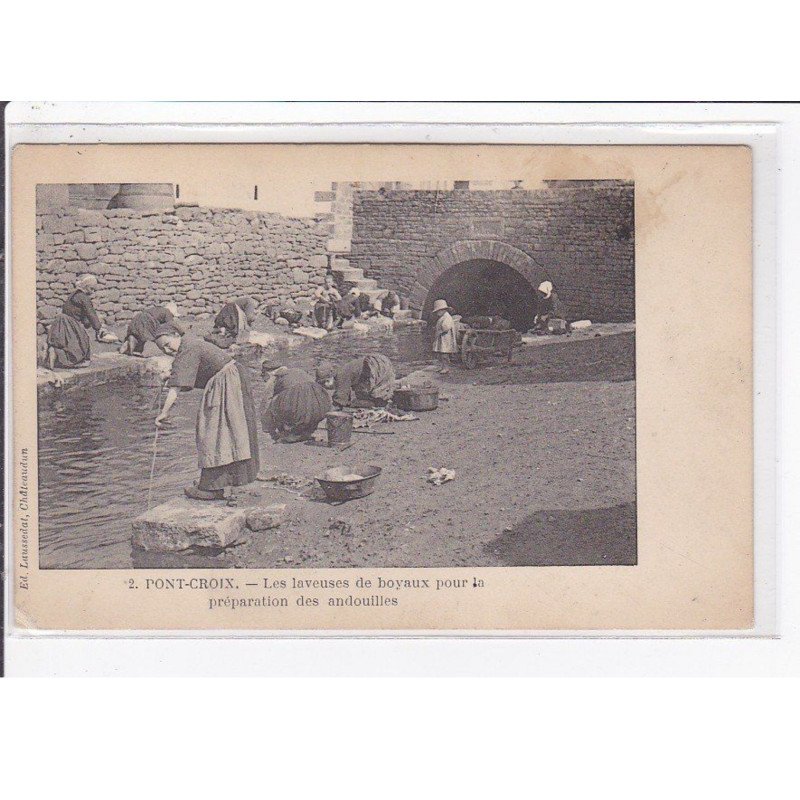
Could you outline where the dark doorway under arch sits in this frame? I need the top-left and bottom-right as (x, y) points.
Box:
(422, 259), (540, 331)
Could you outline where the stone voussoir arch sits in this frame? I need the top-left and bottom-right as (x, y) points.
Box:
(411, 239), (545, 311)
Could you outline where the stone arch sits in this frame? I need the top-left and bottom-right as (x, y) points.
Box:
(411, 240), (544, 311)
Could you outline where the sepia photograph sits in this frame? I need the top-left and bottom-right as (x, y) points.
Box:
(9, 139), (754, 632)
(34, 172), (636, 572)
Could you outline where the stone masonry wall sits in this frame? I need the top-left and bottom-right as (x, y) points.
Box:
(36, 205), (330, 331)
(348, 183), (635, 322)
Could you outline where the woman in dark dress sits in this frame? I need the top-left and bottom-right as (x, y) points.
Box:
(155, 335), (260, 501)
(209, 296), (258, 344)
(120, 302), (187, 356)
(533, 281), (567, 334)
(46, 274), (107, 369)
(316, 354), (396, 409)
(378, 290), (401, 318)
(261, 364), (332, 443)
(335, 288), (372, 326)
(313, 275), (342, 330)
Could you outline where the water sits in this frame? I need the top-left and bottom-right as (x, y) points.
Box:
(37, 326), (431, 569)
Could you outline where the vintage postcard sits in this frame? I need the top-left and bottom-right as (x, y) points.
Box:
(8, 142), (753, 632)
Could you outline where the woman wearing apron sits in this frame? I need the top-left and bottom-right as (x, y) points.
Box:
(155, 335), (260, 500)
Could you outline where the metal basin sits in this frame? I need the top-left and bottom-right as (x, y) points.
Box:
(315, 464), (382, 502)
(393, 386), (439, 411)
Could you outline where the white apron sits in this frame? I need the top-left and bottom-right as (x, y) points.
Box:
(196, 360), (251, 468)
(235, 304), (250, 343)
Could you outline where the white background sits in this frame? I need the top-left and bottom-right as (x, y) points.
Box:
(1, 9), (798, 799)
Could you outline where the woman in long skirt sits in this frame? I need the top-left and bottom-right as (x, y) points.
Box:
(316, 353), (396, 408)
(261, 364), (331, 443)
(210, 296), (258, 343)
(120, 302), (187, 356)
(46, 274), (107, 369)
(155, 335), (260, 501)
(313, 275), (342, 330)
(533, 281), (567, 334)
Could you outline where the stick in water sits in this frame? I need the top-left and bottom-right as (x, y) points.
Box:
(147, 426), (160, 511)
(151, 382), (164, 410)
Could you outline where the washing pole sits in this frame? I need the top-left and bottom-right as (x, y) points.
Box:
(147, 426), (160, 512)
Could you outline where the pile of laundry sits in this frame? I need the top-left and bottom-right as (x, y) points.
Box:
(352, 408), (418, 429)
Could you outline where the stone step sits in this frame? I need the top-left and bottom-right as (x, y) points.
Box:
(330, 257), (351, 269)
(332, 267), (364, 282)
(352, 278), (378, 290)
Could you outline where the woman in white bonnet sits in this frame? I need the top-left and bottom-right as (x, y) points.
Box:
(533, 281), (566, 334)
(46, 273), (107, 368)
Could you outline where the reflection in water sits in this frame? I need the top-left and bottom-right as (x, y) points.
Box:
(38, 327), (431, 569)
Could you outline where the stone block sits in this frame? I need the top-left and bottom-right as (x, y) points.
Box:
(75, 209), (109, 226)
(245, 504), (287, 532)
(327, 239), (352, 253)
(131, 497), (248, 552)
(42, 216), (70, 234)
(75, 243), (98, 260)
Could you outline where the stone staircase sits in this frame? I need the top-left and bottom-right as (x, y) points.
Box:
(330, 256), (420, 320)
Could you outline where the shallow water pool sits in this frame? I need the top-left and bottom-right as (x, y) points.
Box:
(37, 326), (431, 569)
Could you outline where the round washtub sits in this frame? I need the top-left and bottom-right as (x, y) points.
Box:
(315, 465), (382, 502)
(393, 386), (439, 412)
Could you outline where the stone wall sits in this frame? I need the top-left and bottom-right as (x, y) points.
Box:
(348, 182), (635, 322)
(36, 204), (330, 330)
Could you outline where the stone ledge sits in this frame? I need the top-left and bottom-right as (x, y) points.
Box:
(132, 499), (288, 553)
(132, 498), (249, 552)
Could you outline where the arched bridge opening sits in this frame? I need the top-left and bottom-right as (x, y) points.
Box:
(421, 258), (540, 331)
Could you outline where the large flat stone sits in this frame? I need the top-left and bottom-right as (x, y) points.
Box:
(132, 498), (247, 552)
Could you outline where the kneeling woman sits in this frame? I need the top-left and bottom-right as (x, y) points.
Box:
(155, 335), (260, 501)
(46, 274), (109, 369)
(261, 364), (332, 443)
(533, 281), (567, 333)
(209, 296), (259, 345)
(317, 353), (396, 409)
(120, 302), (186, 356)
